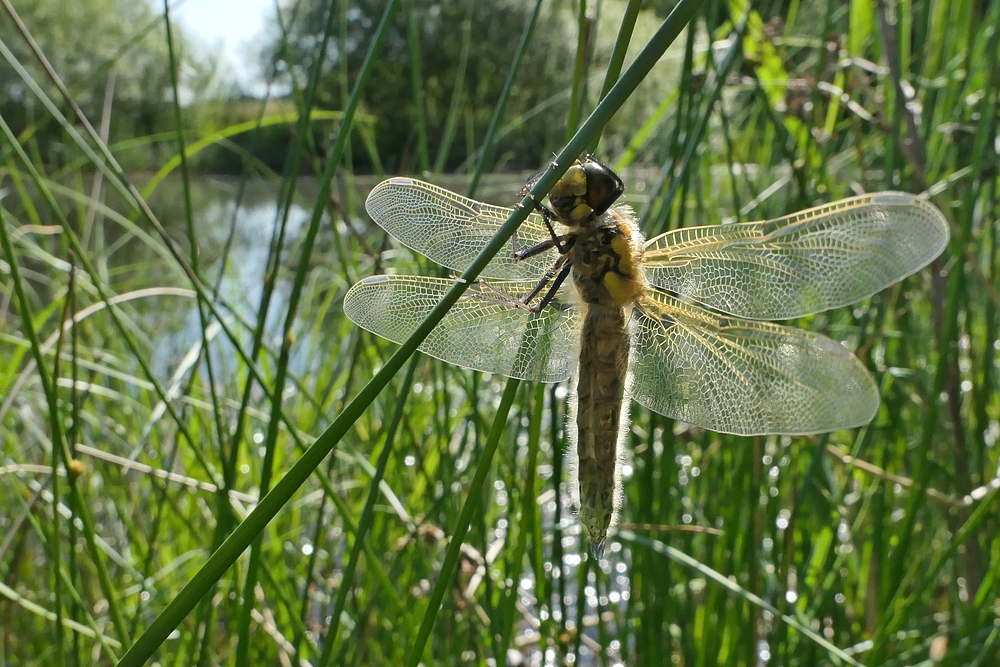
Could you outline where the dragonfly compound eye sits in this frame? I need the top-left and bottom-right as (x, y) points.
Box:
(580, 158), (625, 216)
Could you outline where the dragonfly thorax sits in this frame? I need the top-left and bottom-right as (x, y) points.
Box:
(568, 208), (647, 307)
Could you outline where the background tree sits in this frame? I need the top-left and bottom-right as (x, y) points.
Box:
(0, 0), (216, 166)
(259, 0), (578, 174)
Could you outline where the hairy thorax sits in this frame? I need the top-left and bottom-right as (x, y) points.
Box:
(567, 207), (647, 307)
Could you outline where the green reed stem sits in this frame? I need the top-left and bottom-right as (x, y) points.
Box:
(317, 355), (420, 667)
(0, 205), (128, 649)
(403, 378), (521, 667)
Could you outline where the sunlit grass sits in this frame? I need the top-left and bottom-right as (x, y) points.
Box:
(2, 0), (999, 665)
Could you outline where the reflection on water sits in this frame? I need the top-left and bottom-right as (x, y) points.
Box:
(145, 174), (549, 375)
(142, 177), (317, 380)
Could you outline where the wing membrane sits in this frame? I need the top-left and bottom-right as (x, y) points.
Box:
(366, 178), (565, 281)
(344, 275), (581, 382)
(628, 290), (878, 435)
(642, 192), (950, 319)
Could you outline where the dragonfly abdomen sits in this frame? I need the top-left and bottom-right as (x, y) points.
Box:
(571, 302), (631, 555)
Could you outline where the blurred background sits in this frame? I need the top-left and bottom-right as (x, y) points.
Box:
(1, 0), (998, 665)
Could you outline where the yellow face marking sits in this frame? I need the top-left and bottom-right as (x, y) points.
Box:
(570, 203), (593, 221)
(550, 164), (588, 198)
(562, 164), (588, 192)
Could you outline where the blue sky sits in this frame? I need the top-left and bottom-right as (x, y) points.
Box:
(172, 0), (274, 87)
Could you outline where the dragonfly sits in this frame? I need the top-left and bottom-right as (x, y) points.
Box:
(344, 156), (950, 553)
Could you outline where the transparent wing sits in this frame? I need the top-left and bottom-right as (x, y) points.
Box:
(642, 192), (949, 320)
(366, 178), (566, 281)
(628, 290), (879, 435)
(344, 275), (581, 382)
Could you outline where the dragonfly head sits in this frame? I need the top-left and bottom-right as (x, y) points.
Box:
(535, 155), (625, 226)
(550, 156), (625, 223)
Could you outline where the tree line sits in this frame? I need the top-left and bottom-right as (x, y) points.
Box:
(3, 0), (699, 175)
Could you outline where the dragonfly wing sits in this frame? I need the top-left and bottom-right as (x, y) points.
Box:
(344, 275), (580, 383)
(366, 178), (565, 281)
(628, 290), (879, 435)
(642, 192), (949, 319)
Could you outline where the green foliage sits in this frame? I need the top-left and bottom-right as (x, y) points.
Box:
(259, 0), (578, 173)
(2, 0), (1000, 665)
(0, 0), (216, 167)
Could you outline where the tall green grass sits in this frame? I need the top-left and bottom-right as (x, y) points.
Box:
(1, 0), (998, 665)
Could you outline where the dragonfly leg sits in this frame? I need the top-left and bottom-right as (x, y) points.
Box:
(528, 262), (573, 312)
(471, 280), (536, 310)
(471, 257), (569, 313)
(514, 235), (572, 261)
(510, 209), (575, 260)
(532, 206), (577, 254)
(509, 228), (522, 259)
(518, 255), (569, 304)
